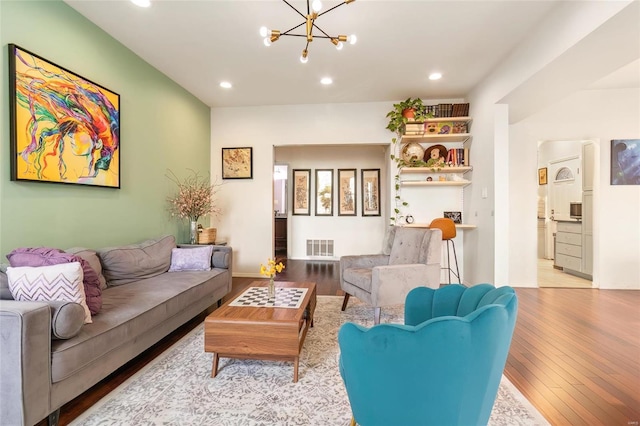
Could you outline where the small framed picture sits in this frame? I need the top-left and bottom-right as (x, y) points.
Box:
(338, 169), (357, 216)
(538, 167), (548, 185)
(315, 169), (334, 216)
(292, 169), (311, 215)
(444, 211), (462, 224)
(222, 147), (252, 179)
(361, 169), (381, 216)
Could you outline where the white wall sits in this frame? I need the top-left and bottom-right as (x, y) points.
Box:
(467, 0), (636, 287)
(275, 145), (387, 259)
(211, 102), (392, 276)
(510, 88), (640, 289)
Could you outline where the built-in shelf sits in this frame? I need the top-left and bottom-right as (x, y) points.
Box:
(400, 166), (472, 174)
(401, 180), (471, 187)
(404, 223), (477, 230)
(423, 116), (472, 123)
(401, 133), (471, 144)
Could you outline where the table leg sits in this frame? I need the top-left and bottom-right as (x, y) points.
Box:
(211, 353), (219, 378)
(293, 356), (299, 383)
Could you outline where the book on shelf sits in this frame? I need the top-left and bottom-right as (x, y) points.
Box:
(451, 103), (470, 117)
(445, 148), (470, 167)
(438, 103), (453, 117)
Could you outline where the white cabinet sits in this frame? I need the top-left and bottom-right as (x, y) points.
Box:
(555, 221), (584, 273)
(582, 142), (594, 191)
(582, 191), (593, 275)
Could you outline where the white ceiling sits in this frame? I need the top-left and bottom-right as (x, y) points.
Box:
(64, 0), (636, 109)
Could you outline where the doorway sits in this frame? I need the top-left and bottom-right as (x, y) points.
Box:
(536, 140), (594, 288)
(274, 164), (288, 260)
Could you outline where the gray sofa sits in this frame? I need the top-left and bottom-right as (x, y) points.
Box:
(0, 235), (232, 426)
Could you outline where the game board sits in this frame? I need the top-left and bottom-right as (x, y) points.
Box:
(229, 287), (308, 309)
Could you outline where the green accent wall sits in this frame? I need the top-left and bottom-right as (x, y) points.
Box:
(0, 0), (211, 257)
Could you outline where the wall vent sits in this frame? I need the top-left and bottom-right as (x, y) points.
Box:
(306, 239), (334, 257)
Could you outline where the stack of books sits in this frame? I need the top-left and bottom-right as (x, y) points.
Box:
(403, 121), (425, 135)
(426, 103), (470, 118)
(452, 103), (470, 117)
(438, 103), (453, 117)
(425, 104), (439, 117)
(446, 148), (470, 166)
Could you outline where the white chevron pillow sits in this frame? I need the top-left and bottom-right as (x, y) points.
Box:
(7, 262), (92, 324)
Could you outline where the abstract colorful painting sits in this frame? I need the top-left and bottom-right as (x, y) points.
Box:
(611, 139), (640, 185)
(9, 44), (120, 188)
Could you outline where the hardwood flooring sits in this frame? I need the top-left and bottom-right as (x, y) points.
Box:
(50, 259), (639, 426)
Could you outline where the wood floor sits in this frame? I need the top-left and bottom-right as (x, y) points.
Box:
(51, 259), (639, 426)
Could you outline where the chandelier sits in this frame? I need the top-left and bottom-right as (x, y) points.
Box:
(260, 0), (357, 63)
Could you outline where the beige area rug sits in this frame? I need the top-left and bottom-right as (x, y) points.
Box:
(71, 296), (550, 426)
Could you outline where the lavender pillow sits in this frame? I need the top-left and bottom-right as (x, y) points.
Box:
(169, 246), (213, 272)
(7, 247), (102, 315)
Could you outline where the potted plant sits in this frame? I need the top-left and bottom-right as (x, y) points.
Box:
(385, 98), (429, 134)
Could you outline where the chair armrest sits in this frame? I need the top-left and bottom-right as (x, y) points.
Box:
(369, 264), (437, 307)
(0, 300), (52, 426)
(340, 255), (389, 288)
(340, 254), (389, 271)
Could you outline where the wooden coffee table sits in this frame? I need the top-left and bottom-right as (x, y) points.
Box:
(204, 281), (316, 382)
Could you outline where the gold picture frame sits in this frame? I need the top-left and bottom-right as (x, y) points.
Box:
(538, 167), (548, 185)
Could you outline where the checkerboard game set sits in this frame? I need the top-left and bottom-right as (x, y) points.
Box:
(229, 287), (308, 309)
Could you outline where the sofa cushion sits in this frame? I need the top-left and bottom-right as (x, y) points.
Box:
(388, 228), (424, 265)
(7, 247), (102, 315)
(169, 246), (213, 272)
(97, 235), (176, 286)
(66, 248), (107, 291)
(6, 263), (92, 323)
(49, 301), (86, 340)
(50, 269), (226, 383)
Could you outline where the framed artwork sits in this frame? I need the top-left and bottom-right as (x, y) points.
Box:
(361, 169), (381, 216)
(338, 169), (357, 216)
(315, 169), (333, 216)
(444, 211), (462, 224)
(9, 44), (120, 188)
(292, 169), (311, 215)
(538, 167), (548, 185)
(611, 139), (640, 185)
(222, 147), (253, 179)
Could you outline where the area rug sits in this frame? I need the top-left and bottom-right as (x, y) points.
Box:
(71, 296), (549, 426)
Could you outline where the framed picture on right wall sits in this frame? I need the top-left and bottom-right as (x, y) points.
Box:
(611, 139), (640, 185)
(361, 169), (381, 216)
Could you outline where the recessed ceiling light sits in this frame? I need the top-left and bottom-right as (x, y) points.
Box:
(320, 77), (333, 85)
(219, 81), (232, 89)
(429, 72), (442, 80)
(131, 0), (151, 7)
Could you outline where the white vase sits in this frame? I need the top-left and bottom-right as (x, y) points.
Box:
(189, 220), (198, 244)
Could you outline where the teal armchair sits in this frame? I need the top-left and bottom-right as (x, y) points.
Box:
(338, 284), (518, 426)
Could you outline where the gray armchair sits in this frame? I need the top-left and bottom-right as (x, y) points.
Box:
(340, 226), (442, 324)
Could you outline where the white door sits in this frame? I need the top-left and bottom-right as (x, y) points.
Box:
(548, 156), (581, 221)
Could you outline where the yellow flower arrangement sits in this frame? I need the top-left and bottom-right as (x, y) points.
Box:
(260, 258), (285, 279)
